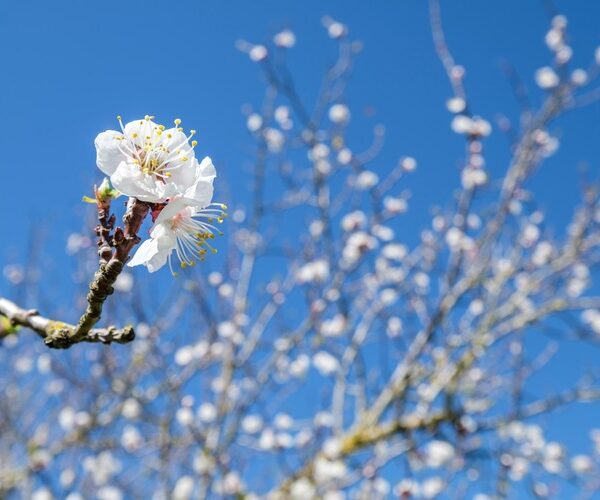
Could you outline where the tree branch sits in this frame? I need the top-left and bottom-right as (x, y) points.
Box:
(1, 194), (150, 349)
(0, 296), (134, 345)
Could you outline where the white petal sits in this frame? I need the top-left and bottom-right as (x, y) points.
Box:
(168, 156), (201, 197)
(198, 156), (217, 178)
(181, 157), (216, 208)
(161, 128), (193, 154)
(95, 130), (126, 175)
(183, 181), (213, 208)
(111, 161), (165, 202)
(154, 199), (188, 226)
(158, 128), (196, 185)
(127, 237), (172, 273)
(146, 248), (170, 273)
(127, 238), (159, 267)
(124, 118), (158, 148)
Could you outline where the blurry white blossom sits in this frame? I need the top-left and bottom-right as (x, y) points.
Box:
(114, 272), (134, 293)
(323, 16), (347, 39)
(249, 44), (268, 62)
(274, 29), (296, 48)
(328, 104), (350, 124)
(313, 351), (340, 375)
(242, 414), (263, 434)
(198, 402), (217, 423)
(290, 478), (316, 499)
(446, 96), (466, 114)
(314, 457), (347, 483)
(451, 115), (491, 137)
(321, 314), (346, 337)
(173, 476), (195, 500)
(401, 156), (417, 171)
(355, 170), (379, 190)
(535, 67), (559, 89)
(424, 440), (455, 468)
(246, 113), (263, 132)
(297, 259), (330, 284)
(421, 477), (444, 498)
(571, 454), (594, 474)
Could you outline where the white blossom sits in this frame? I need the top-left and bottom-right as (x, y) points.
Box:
(128, 198), (226, 273)
(401, 156), (417, 171)
(394, 479), (420, 497)
(421, 477), (444, 498)
(246, 113), (263, 132)
(313, 351), (340, 375)
(198, 403), (217, 423)
(290, 478), (316, 499)
(446, 96), (466, 113)
(60, 469), (75, 488)
(121, 398), (141, 419)
(121, 425), (143, 452)
(32, 489), (53, 500)
(114, 272), (134, 293)
(323, 17), (347, 39)
(173, 476), (195, 500)
(571, 69), (588, 86)
(274, 29), (296, 48)
(451, 115), (491, 137)
(314, 457), (346, 483)
(462, 167), (487, 189)
(175, 345), (195, 366)
(337, 148), (352, 165)
(241, 414), (263, 434)
(97, 487), (123, 500)
(355, 170), (379, 190)
(249, 44), (268, 62)
(176, 406), (194, 426)
(532, 241), (553, 266)
(296, 259), (330, 284)
(95, 116), (215, 206)
(535, 67), (559, 89)
(321, 314), (346, 337)
(341, 210), (367, 231)
(387, 317), (403, 338)
(424, 440), (455, 468)
(571, 454), (594, 474)
(265, 128), (285, 152)
(259, 428), (276, 450)
(556, 46), (572, 64)
(382, 243), (407, 261)
(383, 196), (408, 214)
(289, 354), (310, 378)
(328, 104), (350, 124)
(83, 451), (121, 486)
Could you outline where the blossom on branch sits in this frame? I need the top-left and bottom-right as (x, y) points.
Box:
(127, 198), (226, 273)
(95, 115), (215, 206)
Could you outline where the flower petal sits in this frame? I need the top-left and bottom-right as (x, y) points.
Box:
(95, 130), (126, 175)
(181, 157), (216, 208)
(154, 198), (188, 227)
(146, 248), (170, 273)
(127, 238), (159, 267)
(127, 236), (172, 273)
(124, 118), (159, 149)
(198, 156), (217, 178)
(111, 161), (167, 202)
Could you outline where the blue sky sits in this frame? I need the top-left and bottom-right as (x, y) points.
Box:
(0, 0), (598, 245)
(1, 0), (600, 491)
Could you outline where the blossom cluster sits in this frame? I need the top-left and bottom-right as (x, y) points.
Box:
(94, 115), (226, 273)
